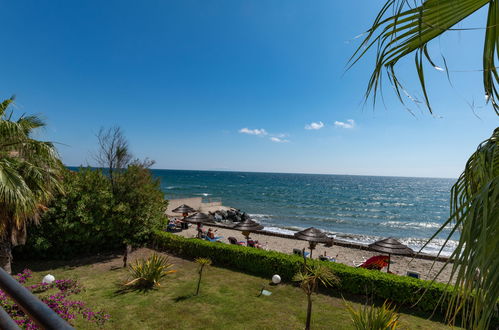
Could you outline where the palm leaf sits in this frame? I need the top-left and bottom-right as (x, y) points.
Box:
(350, 0), (499, 114)
(419, 128), (499, 329)
(0, 97), (63, 249)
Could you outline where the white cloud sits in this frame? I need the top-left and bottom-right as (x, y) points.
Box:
(239, 128), (268, 136)
(270, 137), (289, 143)
(334, 119), (355, 129)
(305, 121), (324, 130)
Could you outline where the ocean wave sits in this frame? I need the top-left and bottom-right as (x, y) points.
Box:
(263, 226), (303, 236)
(382, 202), (414, 207)
(380, 221), (452, 230)
(166, 186), (177, 190)
(261, 225), (456, 257)
(336, 234), (457, 257)
(249, 213), (272, 219)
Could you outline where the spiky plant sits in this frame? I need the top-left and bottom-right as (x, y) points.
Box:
(351, 1), (499, 328)
(345, 300), (400, 330)
(0, 96), (64, 273)
(194, 257), (212, 296)
(125, 253), (176, 289)
(293, 263), (339, 330)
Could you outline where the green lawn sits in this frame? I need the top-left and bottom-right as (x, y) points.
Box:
(14, 249), (452, 329)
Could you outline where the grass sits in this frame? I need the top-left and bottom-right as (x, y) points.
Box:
(14, 248), (454, 329)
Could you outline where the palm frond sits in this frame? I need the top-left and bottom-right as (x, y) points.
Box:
(420, 128), (499, 328)
(0, 97), (15, 118)
(17, 115), (46, 135)
(350, 0), (499, 114)
(0, 97), (63, 244)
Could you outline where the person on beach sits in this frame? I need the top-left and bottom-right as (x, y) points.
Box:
(207, 228), (217, 239)
(196, 223), (206, 238)
(323, 251), (338, 262)
(247, 239), (263, 249)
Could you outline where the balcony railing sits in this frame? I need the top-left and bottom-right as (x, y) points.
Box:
(0, 267), (74, 329)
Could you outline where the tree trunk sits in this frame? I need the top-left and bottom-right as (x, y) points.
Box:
(123, 244), (131, 268)
(305, 294), (312, 330)
(0, 236), (13, 274)
(195, 266), (204, 295)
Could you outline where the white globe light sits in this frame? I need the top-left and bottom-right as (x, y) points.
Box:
(272, 274), (281, 284)
(42, 274), (55, 284)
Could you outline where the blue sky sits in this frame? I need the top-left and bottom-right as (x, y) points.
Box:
(1, 1), (497, 178)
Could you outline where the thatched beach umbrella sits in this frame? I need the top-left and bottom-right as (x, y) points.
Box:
(172, 204), (196, 217)
(232, 219), (264, 240)
(294, 227), (332, 258)
(184, 212), (212, 224)
(184, 212), (213, 238)
(368, 237), (414, 272)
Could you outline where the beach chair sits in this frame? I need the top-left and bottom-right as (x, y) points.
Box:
(228, 237), (245, 245)
(166, 223), (177, 232)
(358, 255), (389, 270)
(352, 257), (367, 267)
(319, 255), (336, 262)
(406, 271), (420, 279)
(205, 236), (222, 243)
(293, 248), (310, 258)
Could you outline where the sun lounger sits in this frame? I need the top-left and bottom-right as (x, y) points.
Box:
(357, 255), (389, 270)
(406, 271), (420, 279)
(205, 236), (222, 242)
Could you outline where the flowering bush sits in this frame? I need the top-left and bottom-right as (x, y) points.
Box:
(0, 269), (110, 329)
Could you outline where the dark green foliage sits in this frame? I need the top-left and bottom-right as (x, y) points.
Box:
(113, 164), (168, 247)
(16, 168), (119, 258)
(152, 231), (453, 314)
(15, 166), (167, 259)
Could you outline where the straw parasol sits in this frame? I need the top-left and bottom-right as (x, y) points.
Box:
(294, 227), (333, 258)
(172, 204), (196, 217)
(368, 237), (414, 272)
(184, 212), (212, 224)
(232, 219), (264, 240)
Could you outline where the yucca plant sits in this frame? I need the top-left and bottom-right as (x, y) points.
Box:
(293, 263), (339, 330)
(195, 257), (212, 296)
(125, 253), (176, 289)
(345, 301), (400, 330)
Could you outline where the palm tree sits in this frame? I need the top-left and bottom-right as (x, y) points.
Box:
(194, 257), (212, 296)
(293, 264), (339, 330)
(350, 1), (499, 328)
(0, 96), (63, 273)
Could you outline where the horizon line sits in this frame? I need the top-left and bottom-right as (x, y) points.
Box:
(66, 165), (458, 180)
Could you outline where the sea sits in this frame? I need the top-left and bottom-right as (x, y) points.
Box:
(153, 169), (458, 257)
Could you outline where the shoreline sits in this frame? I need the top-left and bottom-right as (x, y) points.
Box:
(173, 225), (455, 283)
(193, 222), (452, 263)
(165, 197), (456, 261)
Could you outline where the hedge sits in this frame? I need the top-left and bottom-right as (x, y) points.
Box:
(152, 230), (453, 314)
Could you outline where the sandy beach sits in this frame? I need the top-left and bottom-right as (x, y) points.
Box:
(174, 225), (454, 284)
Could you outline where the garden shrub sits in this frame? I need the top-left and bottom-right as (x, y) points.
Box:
(16, 168), (121, 259)
(152, 230), (453, 314)
(15, 166), (167, 259)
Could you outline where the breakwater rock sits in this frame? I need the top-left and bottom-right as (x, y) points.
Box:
(209, 209), (251, 223)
